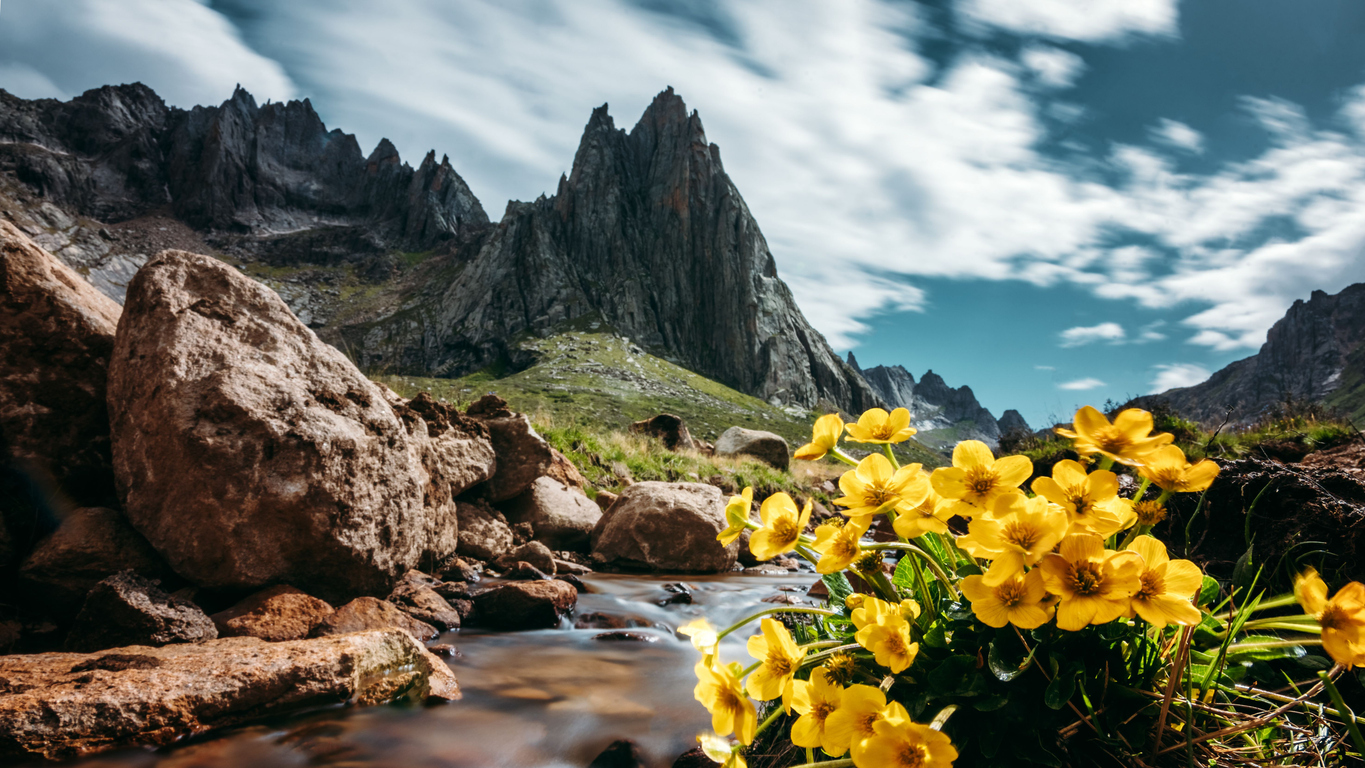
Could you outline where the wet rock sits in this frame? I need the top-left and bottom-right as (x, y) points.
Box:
(388, 580), (462, 631)
(589, 739), (648, 768)
(772, 556), (801, 571)
(736, 529), (760, 567)
(593, 631), (658, 643)
(672, 746), (712, 768)
(427, 643), (461, 658)
(590, 482), (737, 573)
(66, 571), (216, 653)
(312, 597), (438, 642)
(629, 414), (696, 451)
(504, 562), (553, 581)
(744, 564), (790, 575)
(659, 583), (692, 605)
(555, 574), (587, 593)
(210, 585), (335, 642)
(0, 628), (458, 761)
(18, 507), (166, 611)
(594, 490), (619, 512)
(574, 612), (630, 630)
(432, 580), (472, 601)
(466, 396), (553, 502)
(456, 501), (514, 562)
(107, 251), (490, 599)
(495, 541), (557, 575)
(502, 477), (602, 552)
(472, 580), (577, 631)
(0, 221), (122, 515)
(554, 558), (593, 576)
(714, 427), (789, 470)
(546, 448), (588, 491)
(439, 557), (482, 584)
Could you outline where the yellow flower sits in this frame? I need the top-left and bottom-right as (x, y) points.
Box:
(892, 486), (956, 539)
(1054, 406), (1173, 467)
(851, 597), (921, 630)
(956, 494), (1069, 583)
(1138, 445), (1220, 493)
(745, 618), (807, 711)
(790, 667), (844, 753)
(1124, 535), (1202, 627)
(698, 732), (747, 768)
(679, 617), (719, 655)
(960, 561), (1053, 629)
(749, 493), (812, 561)
(929, 440), (1031, 518)
(795, 413), (845, 461)
(694, 658), (758, 744)
(1295, 568), (1365, 667)
(824, 684), (901, 761)
(861, 714), (958, 768)
(1029, 459), (1130, 536)
(1133, 500), (1167, 527)
(855, 614), (918, 673)
(835, 454), (930, 518)
(1039, 533), (1143, 631)
(845, 407), (917, 444)
(811, 516), (871, 574)
(718, 487), (754, 546)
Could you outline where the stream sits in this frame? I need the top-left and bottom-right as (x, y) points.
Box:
(49, 573), (817, 768)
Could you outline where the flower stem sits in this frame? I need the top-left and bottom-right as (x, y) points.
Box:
(864, 542), (959, 598)
(1211, 593), (1298, 621)
(882, 443), (900, 471)
(830, 448), (860, 467)
(715, 607), (841, 642)
(750, 704), (787, 741)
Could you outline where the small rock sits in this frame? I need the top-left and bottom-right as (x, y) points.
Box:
(427, 643), (461, 658)
(628, 414), (696, 451)
(456, 501), (514, 562)
(574, 612), (630, 630)
(555, 574), (586, 593)
(433, 581), (472, 601)
(312, 597), (438, 642)
(590, 482), (737, 573)
(511, 521), (534, 546)
(66, 571), (216, 653)
(772, 557), (801, 571)
(659, 583), (692, 605)
(594, 490), (619, 512)
(210, 585), (335, 642)
(714, 427), (790, 470)
(388, 580), (462, 631)
(501, 477), (602, 552)
(504, 562), (552, 581)
(545, 448), (588, 491)
(553, 558), (593, 576)
(589, 738), (648, 768)
(495, 541), (557, 575)
(762, 594), (804, 605)
(440, 557), (482, 584)
(18, 507), (167, 611)
(672, 746), (712, 768)
(472, 580), (577, 631)
(593, 631), (658, 643)
(744, 565), (790, 575)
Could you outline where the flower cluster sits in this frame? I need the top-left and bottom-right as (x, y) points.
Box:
(687, 405), (1365, 767)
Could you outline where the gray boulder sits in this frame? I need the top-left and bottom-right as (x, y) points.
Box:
(502, 476), (602, 552)
(714, 427), (789, 470)
(65, 571), (217, 653)
(590, 482), (736, 572)
(456, 501), (515, 562)
(18, 507), (167, 611)
(466, 395), (553, 502)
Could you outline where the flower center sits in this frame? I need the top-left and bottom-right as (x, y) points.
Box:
(1065, 485), (1093, 516)
(1093, 426), (1132, 454)
(965, 466), (997, 497)
(771, 517), (799, 544)
(870, 423), (895, 439)
(1134, 500), (1167, 526)
(813, 701), (837, 724)
(858, 712), (880, 737)
(1070, 561), (1104, 596)
(833, 534), (860, 560)
(1002, 520), (1040, 551)
(883, 632), (907, 655)
(898, 744), (929, 768)
(1135, 571), (1163, 601)
(865, 484), (897, 508)
(995, 579), (1027, 608)
(720, 686), (745, 713)
(766, 654), (793, 676)
(1321, 604), (1349, 631)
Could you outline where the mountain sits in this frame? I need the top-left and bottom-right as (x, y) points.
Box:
(846, 353), (1024, 449)
(1144, 283), (1365, 425)
(0, 84), (878, 413)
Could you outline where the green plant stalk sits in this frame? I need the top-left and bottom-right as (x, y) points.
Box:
(830, 447), (860, 467)
(750, 704), (788, 742)
(860, 566), (901, 603)
(800, 643), (862, 668)
(715, 607), (841, 642)
(1211, 593), (1297, 621)
(1132, 476), (1152, 503)
(1225, 682), (1365, 726)
(882, 443), (900, 471)
(1318, 669), (1365, 756)
(1224, 638), (1322, 654)
(864, 542), (959, 598)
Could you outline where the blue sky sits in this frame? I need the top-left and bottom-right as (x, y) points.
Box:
(3, 0), (1365, 426)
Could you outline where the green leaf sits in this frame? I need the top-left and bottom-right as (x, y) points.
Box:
(1043, 666), (1077, 710)
(973, 694), (1009, 712)
(821, 572), (853, 606)
(1226, 636), (1307, 662)
(1232, 544), (1257, 593)
(988, 639), (1034, 682)
(892, 555), (917, 594)
(928, 655), (978, 695)
(1198, 575), (1221, 607)
(922, 620), (950, 649)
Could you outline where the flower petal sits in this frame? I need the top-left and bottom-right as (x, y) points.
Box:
(953, 440), (994, 469)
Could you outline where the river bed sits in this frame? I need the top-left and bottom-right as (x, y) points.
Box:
(47, 573), (817, 768)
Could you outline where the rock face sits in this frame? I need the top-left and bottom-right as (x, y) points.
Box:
(210, 586), (335, 642)
(107, 250), (492, 599)
(0, 628), (458, 760)
(591, 482), (736, 572)
(18, 507), (166, 611)
(714, 427), (789, 470)
(998, 409), (1032, 436)
(0, 221), (122, 516)
(848, 354), (1004, 450)
(387, 578), (462, 631)
(472, 580), (577, 630)
(1144, 284), (1365, 424)
(312, 597), (438, 642)
(66, 571), (216, 653)
(502, 477), (603, 552)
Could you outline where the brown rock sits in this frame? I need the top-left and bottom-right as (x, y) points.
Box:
(594, 490), (619, 512)
(107, 251), (493, 599)
(387, 581), (461, 631)
(629, 414), (696, 451)
(501, 477), (602, 552)
(714, 426), (790, 470)
(210, 585), (335, 642)
(467, 396), (553, 502)
(471, 580), (577, 630)
(545, 448), (588, 491)
(494, 541), (557, 575)
(312, 597), (438, 642)
(18, 507), (166, 611)
(0, 629), (458, 760)
(590, 482), (737, 573)
(0, 221), (122, 512)
(455, 500), (514, 562)
(66, 571), (216, 653)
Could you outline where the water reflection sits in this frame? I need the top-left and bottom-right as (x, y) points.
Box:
(51, 573), (816, 768)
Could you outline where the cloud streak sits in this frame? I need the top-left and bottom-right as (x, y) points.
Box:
(1059, 377), (1106, 390)
(1059, 322), (1126, 347)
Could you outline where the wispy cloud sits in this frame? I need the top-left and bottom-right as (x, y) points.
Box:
(1059, 322), (1126, 347)
(959, 0), (1178, 43)
(1059, 377), (1106, 390)
(1149, 118), (1204, 154)
(1150, 363), (1211, 393)
(1034, 364), (1056, 371)
(1020, 44), (1084, 88)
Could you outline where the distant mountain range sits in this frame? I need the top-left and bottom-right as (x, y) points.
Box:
(0, 83), (1029, 443)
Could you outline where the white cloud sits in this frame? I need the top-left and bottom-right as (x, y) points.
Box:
(1059, 377), (1106, 390)
(1137, 321), (1167, 343)
(1059, 322), (1126, 347)
(1020, 44), (1084, 89)
(959, 0), (1178, 43)
(1149, 118), (1204, 154)
(0, 0), (295, 107)
(1034, 365), (1056, 371)
(1150, 363), (1211, 393)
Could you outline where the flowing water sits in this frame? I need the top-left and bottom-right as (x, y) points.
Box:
(50, 573), (817, 768)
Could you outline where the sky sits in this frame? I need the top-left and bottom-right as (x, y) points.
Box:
(3, 0), (1365, 427)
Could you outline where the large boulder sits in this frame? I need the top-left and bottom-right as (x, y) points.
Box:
(714, 427), (789, 470)
(18, 507), (167, 612)
(502, 476), (602, 552)
(472, 580), (577, 630)
(311, 597), (438, 642)
(629, 414), (696, 451)
(590, 482), (737, 572)
(65, 571), (217, 653)
(466, 395), (552, 501)
(0, 629), (458, 761)
(107, 251), (494, 599)
(0, 222), (123, 543)
(210, 585), (335, 642)
(456, 501), (515, 562)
